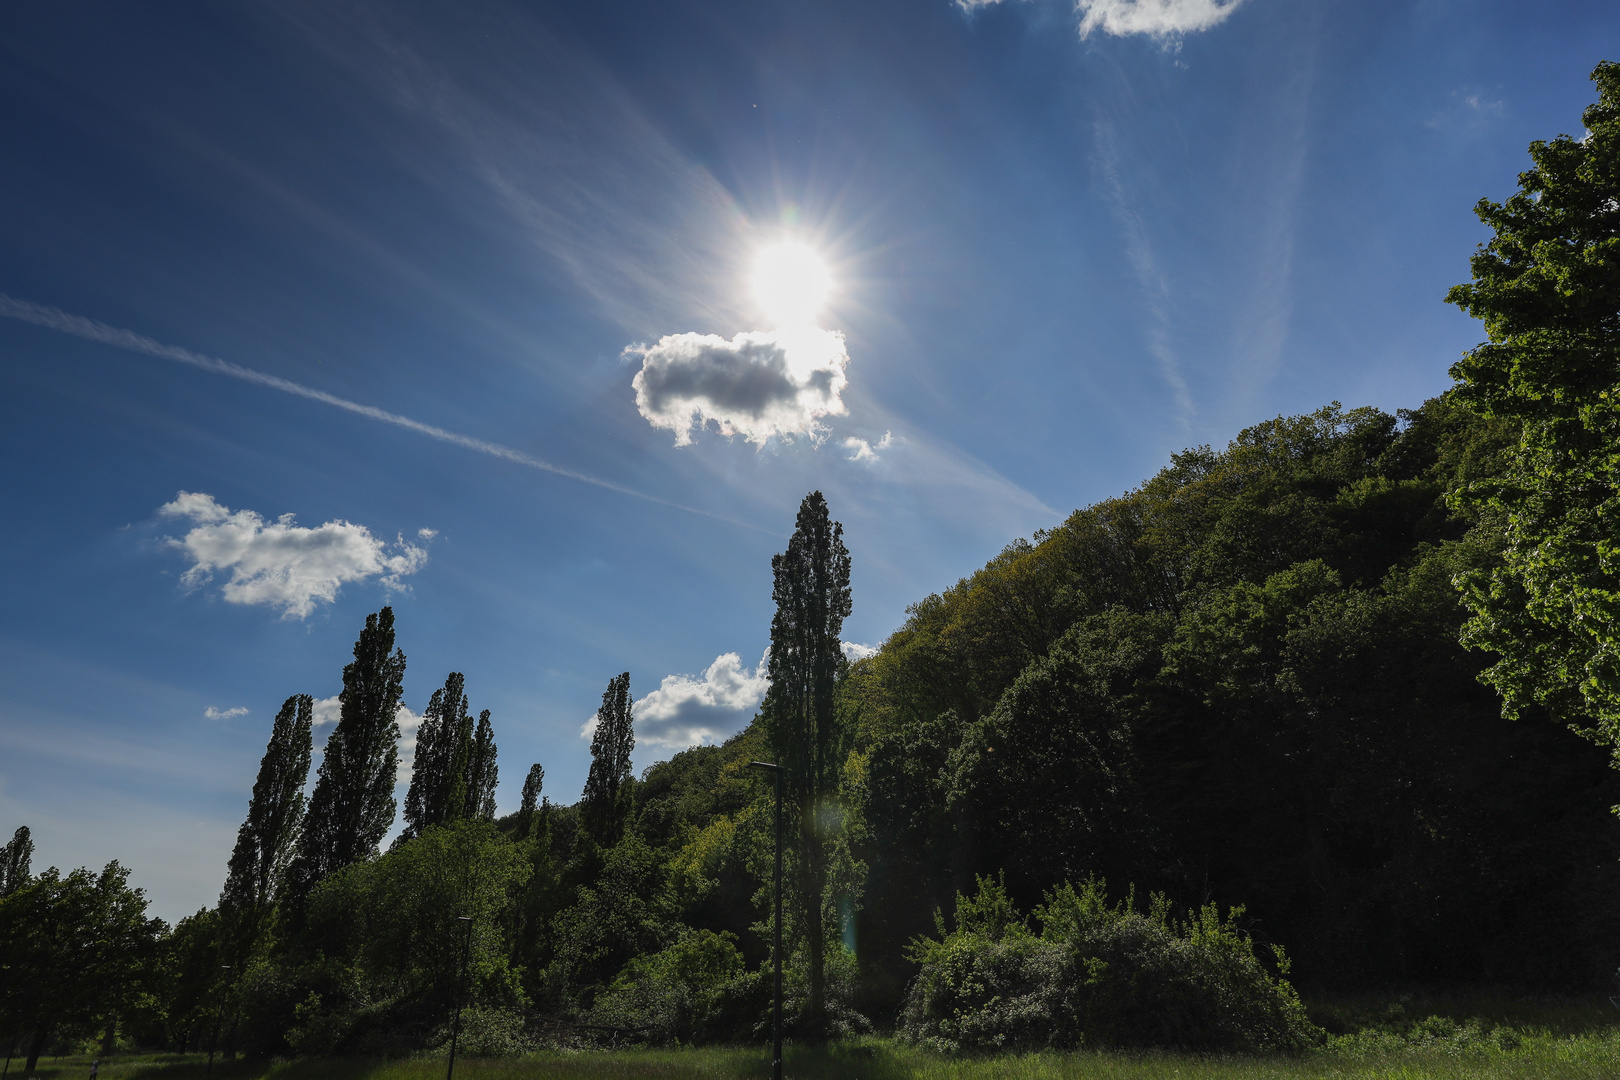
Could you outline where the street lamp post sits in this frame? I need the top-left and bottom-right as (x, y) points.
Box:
(749, 761), (783, 1080)
(446, 916), (474, 1080)
(205, 965), (231, 1079)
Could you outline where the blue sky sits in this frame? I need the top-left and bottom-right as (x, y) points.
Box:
(1, 0), (1615, 923)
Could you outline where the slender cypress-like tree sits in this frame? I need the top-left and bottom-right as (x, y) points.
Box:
(516, 764), (545, 839)
(0, 825), (32, 895)
(401, 674), (464, 839)
(466, 709), (499, 821)
(219, 695), (312, 958)
(761, 490), (852, 1039)
(581, 672), (634, 846)
(286, 607), (406, 910)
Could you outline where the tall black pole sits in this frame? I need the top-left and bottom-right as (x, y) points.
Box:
(446, 916), (474, 1080)
(750, 761), (783, 1080)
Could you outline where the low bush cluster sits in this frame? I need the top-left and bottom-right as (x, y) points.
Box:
(900, 875), (1320, 1053)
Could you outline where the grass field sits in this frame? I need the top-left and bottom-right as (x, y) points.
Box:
(12, 996), (1619, 1080)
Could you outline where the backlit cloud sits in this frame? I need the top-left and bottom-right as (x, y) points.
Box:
(629, 328), (849, 446)
(159, 492), (429, 619)
(1077, 0), (1245, 38)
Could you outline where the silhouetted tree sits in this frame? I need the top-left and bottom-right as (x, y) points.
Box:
(762, 491), (852, 1038)
(581, 673), (634, 847)
(402, 673), (467, 839)
(220, 695), (312, 963)
(467, 710), (499, 821)
(0, 826), (30, 896)
(286, 608), (406, 912)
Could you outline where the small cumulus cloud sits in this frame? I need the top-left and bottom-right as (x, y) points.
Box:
(844, 431), (894, 464)
(204, 705), (249, 720)
(1077, 0), (1246, 38)
(579, 652), (771, 752)
(418, 527), (439, 540)
(842, 640), (879, 662)
(628, 328), (849, 446)
(159, 492), (429, 619)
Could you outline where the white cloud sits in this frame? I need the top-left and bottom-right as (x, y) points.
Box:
(580, 651), (771, 752)
(394, 704), (422, 785)
(311, 695), (343, 727)
(418, 527), (439, 539)
(629, 327), (849, 446)
(844, 431), (894, 464)
(159, 492), (429, 619)
(842, 641), (879, 662)
(1076, 0), (1245, 38)
(204, 705), (249, 720)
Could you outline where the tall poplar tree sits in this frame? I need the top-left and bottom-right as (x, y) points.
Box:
(0, 826), (31, 896)
(219, 695), (312, 959)
(466, 709), (499, 821)
(401, 673), (498, 839)
(516, 764), (545, 839)
(286, 607), (406, 910)
(401, 673), (466, 839)
(581, 673), (634, 847)
(761, 490), (852, 1038)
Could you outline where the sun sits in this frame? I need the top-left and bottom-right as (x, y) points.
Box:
(753, 242), (831, 327)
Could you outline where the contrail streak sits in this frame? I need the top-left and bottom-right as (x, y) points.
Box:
(0, 294), (771, 534)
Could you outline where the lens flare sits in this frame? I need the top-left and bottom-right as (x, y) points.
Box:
(753, 243), (830, 327)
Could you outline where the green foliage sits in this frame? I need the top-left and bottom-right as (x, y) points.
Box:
(292, 820), (529, 1054)
(587, 929), (749, 1044)
(852, 395), (1617, 1004)
(0, 861), (165, 1069)
(901, 875), (1318, 1054)
(1446, 62), (1620, 761)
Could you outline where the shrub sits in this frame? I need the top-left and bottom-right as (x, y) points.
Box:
(900, 874), (1320, 1053)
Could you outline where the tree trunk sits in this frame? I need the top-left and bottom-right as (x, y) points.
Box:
(100, 1017), (117, 1057)
(24, 1030), (47, 1074)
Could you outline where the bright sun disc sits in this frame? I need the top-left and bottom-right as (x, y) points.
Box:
(754, 243), (830, 326)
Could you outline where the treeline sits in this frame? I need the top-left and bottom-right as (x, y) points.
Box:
(6, 395), (1619, 1065)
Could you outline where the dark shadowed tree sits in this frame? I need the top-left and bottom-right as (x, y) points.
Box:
(467, 709), (499, 821)
(516, 764), (545, 839)
(220, 695), (312, 963)
(761, 490), (852, 1038)
(401, 673), (467, 839)
(0, 826), (30, 896)
(582, 673), (634, 847)
(286, 607), (406, 912)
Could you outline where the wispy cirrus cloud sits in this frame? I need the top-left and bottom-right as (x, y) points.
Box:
(629, 328), (850, 447)
(957, 0), (1246, 40)
(160, 492), (429, 619)
(0, 295), (767, 533)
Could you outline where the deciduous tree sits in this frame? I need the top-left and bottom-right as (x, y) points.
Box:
(582, 673), (635, 847)
(1448, 61), (1620, 763)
